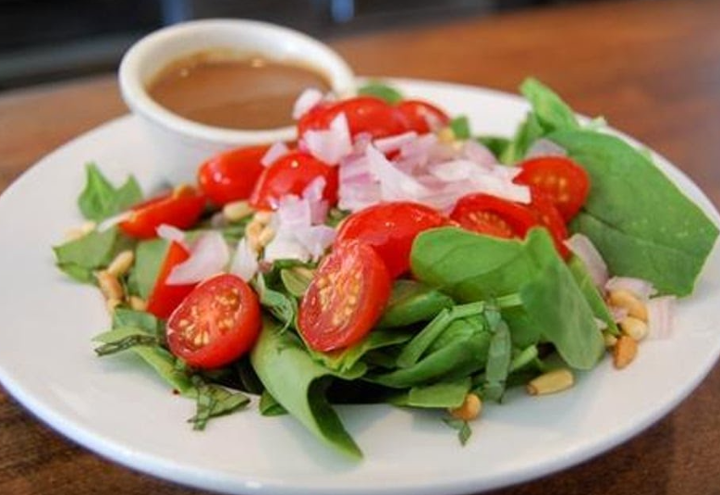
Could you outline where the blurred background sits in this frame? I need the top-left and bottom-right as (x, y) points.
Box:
(0, 0), (595, 91)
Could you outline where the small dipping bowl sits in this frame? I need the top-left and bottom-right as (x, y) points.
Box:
(119, 19), (356, 183)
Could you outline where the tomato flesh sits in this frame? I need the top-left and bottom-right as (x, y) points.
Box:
(146, 241), (196, 319)
(450, 193), (539, 239)
(528, 192), (570, 258)
(396, 100), (450, 134)
(197, 145), (269, 205)
(298, 96), (408, 140)
(335, 201), (448, 278)
(120, 187), (205, 239)
(249, 151), (338, 210)
(513, 156), (590, 221)
(299, 241), (391, 352)
(167, 274), (261, 369)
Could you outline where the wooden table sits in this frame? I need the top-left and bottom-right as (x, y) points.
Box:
(1, 0), (719, 493)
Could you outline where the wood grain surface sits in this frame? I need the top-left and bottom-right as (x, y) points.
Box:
(1, 0), (719, 493)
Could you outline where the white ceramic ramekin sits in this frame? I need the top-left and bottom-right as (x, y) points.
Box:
(119, 19), (356, 183)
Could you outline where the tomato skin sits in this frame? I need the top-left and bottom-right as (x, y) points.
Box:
(146, 241), (196, 319)
(335, 201), (449, 278)
(167, 274), (261, 369)
(528, 192), (570, 258)
(298, 96), (408, 140)
(119, 187), (205, 239)
(197, 145), (269, 205)
(396, 100), (450, 134)
(249, 151), (338, 210)
(299, 241), (391, 352)
(450, 193), (539, 239)
(513, 156), (590, 221)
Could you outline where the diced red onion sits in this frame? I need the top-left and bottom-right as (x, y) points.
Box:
(302, 177), (329, 225)
(646, 296), (676, 340)
(261, 142), (290, 167)
(157, 224), (189, 250)
(295, 225), (336, 260)
(374, 131), (418, 154)
(302, 113), (352, 165)
(462, 140), (497, 169)
(565, 234), (609, 289)
(229, 238), (259, 282)
(428, 159), (479, 182)
(167, 231), (230, 285)
(525, 138), (567, 159)
(292, 88), (324, 120)
(605, 277), (657, 301)
(366, 144), (431, 202)
(264, 236), (309, 263)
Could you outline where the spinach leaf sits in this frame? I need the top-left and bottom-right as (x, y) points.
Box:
(280, 266), (314, 298)
(250, 318), (362, 459)
(551, 130), (718, 296)
(411, 228), (605, 369)
(358, 81), (404, 104)
(499, 112), (544, 165)
(377, 280), (454, 329)
(253, 275), (297, 331)
(519, 78), (580, 134)
(476, 136), (511, 160)
(403, 378), (471, 409)
(567, 256), (619, 335)
(54, 227), (133, 283)
(449, 116), (471, 140)
(78, 163), (142, 222)
(127, 238), (169, 299)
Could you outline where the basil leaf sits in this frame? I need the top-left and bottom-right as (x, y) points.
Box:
(78, 163), (142, 222)
(127, 238), (169, 299)
(442, 418), (472, 446)
(449, 116), (471, 139)
(377, 280), (455, 329)
(259, 390), (288, 416)
(188, 378), (250, 431)
(519, 77), (580, 133)
(404, 378), (471, 409)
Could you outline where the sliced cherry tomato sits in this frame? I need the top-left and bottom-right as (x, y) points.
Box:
(197, 145), (269, 205)
(450, 193), (539, 239)
(335, 201), (448, 278)
(166, 274), (261, 369)
(528, 192), (570, 258)
(119, 186), (205, 239)
(396, 100), (450, 134)
(249, 151), (338, 210)
(299, 241), (391, 352)
(513, 156), (590, 221)
(146, 241), (196, 319)
(298, 96), (408, 140)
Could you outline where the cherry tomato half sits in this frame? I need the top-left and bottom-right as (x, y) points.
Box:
(299, 241), (391, 352)
(450, 193), (539, 239)
(396, 100), (450, 134)
(197, 145), (269, 206)
(335, 201), (448, 278)
(249, 151), (338, 210)
(513, 156), (590, 221)
(119, 186), (205, 239)
(167, 274), (261, 369)
(146, 241), (196, 319)
(298, 96), (408, 140)
(528, 192), (570, 258)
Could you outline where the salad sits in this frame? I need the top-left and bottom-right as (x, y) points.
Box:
(53, 78), (718, 458)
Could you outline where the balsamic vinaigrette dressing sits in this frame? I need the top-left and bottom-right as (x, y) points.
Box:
(147, 52), (332, 130)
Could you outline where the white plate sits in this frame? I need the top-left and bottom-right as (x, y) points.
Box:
(1, 79), (719, 495)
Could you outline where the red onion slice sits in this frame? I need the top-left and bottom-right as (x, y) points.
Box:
(565, 234), (609, 289)
(230, 238), (259, 282)
(303, 113), (352, 165)
(525, 138), (567, 159)
(292, 88), (324, 120)
(166, 231), (230, 285)
(374, 131), (418, 154)
(646, 296), (676, 340)
(261, 142), (290, 167)
(157, 224), (189, 250)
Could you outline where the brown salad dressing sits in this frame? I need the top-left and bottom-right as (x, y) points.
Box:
(147, 52), (331, 130)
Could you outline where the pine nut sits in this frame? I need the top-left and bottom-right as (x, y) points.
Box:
(64, 220), (97, 241)
(95, 270), (124, 302)
(607, 289), (648, 321)
(222, 201), (254, 222)
(449, 393), (482, 421)
(253, 211), (274, 225)
(437, 127), (455, 143)
(603, 332), (618, 348)
(257, 225), (276, 248)
(106, 298), (122, 314)
(613, 335), (638, 369)
(619, 316), (648, 341)
(129, 296), (147, 311)
(526, 368), (574, 396)
(245, 220), (264, 252)
(107, 250), (134, 278)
